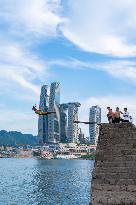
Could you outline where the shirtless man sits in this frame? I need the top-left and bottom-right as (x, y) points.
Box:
(114, 107), (123, 123)
(107, 107), (114, 123)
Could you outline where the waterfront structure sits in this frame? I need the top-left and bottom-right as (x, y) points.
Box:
(38, 85), (49, 143)
(67, 102), (81, 143)
(89, 105), (101, 144)
(60, 103), (68, 143)
(48, 82), (60, 143)
(59, 143), (96, 154)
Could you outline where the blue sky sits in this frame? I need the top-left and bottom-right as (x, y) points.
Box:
(1, 0), (136, 135)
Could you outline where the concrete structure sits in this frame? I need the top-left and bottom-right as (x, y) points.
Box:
(38, 85), (49, 143)
(89, 105), (101, 144)
(91, 123), (136, 205)
(48, 82), (60, 143)
(60, 103), (68, 143)
(67, 102), (81, 143)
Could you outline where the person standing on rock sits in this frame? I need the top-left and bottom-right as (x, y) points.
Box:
(107, 107), (111, 123)
(114, 107), (123, 123)
(123, 108), (130, 122)
(107, 107), (114, 123)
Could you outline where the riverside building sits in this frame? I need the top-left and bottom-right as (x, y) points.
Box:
(48, 82), (60, 143)
(38, 85), (49, 143)
(67, 102), (81, 143)
(89, 105), (101, 145)
(60, 103), (68, 143)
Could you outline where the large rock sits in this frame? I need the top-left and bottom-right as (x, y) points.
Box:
(91, 123), (136, 205)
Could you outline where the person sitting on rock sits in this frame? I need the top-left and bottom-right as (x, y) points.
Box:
(123, 108), (130, 122)
(114, 107), (123, 123)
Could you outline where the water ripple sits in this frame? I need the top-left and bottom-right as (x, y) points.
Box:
(0, 158), (94, 205)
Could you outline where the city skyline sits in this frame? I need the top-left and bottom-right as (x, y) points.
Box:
(0, 1), (136, 135)
(38, 83), (85, 144)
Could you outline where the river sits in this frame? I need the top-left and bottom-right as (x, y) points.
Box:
(0, 158), (94, 205)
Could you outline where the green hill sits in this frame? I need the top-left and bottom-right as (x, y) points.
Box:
(0, 130), (37, 147)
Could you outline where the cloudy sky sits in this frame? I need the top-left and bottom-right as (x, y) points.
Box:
(1, 0), (136, 136)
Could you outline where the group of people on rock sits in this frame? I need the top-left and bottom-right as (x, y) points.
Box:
(107, 107), (133, 124)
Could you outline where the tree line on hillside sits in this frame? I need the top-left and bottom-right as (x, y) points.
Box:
(0, 130), (38, 147)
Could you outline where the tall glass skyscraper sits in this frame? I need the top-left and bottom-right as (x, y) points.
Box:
(38, 85), (49, 143)
(67, 102), (81, 143)
(48, 82), (60, 143)
(60, 103), (68, 143)
(89, 105), (101, 145)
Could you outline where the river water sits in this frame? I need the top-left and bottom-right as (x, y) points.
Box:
(0, 158), (94, 205)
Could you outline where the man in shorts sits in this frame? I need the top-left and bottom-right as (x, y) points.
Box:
(114, 107), (123, 123)
(107, 107), (114, 123)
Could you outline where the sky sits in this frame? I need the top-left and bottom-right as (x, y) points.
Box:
(1, 0), (136, 136)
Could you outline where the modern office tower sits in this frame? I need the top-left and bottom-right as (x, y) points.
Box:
(78, 128), (85, 144)
(38, 85), (49, 144)
(89, 105), (101, 145)
(67, 102), (81, 143)
(48, 82), (60, 143)
(60, 103), (68, 143)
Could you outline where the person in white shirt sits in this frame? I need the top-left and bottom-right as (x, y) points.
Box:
(123, 108), (130, 122)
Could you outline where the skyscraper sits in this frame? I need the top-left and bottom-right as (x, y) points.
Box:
(78, 128), (85, 144)
(38, 85), (49, 143)
(67, 102), (81, 143)
(89, 105), (101, 145)
(60, 103), (68, 143)
(48, 82), (60, 143)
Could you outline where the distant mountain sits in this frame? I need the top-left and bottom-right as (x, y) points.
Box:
(0, 130), (38, 147)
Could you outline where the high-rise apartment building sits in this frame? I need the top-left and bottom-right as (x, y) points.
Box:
(89, 105), (101, 145)
(38, 85), (49, 143)
(78, 128), (85, 144)
(67, 102), (81, 143)
(48, 82), (60, 143)
(38, 83), (83, 145)
(60, 104), (68, 143)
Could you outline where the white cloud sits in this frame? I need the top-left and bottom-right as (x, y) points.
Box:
(0, 0), (63, 38)
(0, 42), (49, 96)
(0, 41), (49, 134)
(61, 0), (136, 56)
(0, 108), (38, 135)
(0, 0), (63, 134)
(48, 58), (136, 84)
(79, 95), (136, 137)
(1, 0), (136, 136)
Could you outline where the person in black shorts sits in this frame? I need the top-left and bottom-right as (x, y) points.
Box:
(107, 107), (114, 123)
(114, 107), (123, 123)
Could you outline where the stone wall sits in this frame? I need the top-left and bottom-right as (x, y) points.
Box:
(90, 123), (136, 205)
